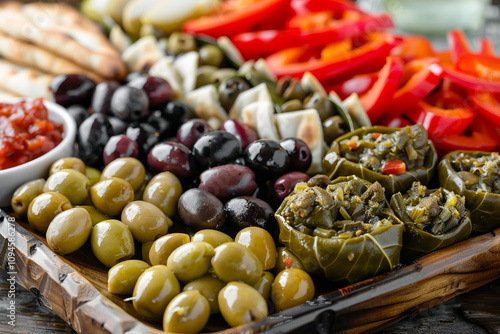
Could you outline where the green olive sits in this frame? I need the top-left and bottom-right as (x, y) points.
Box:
(149, 233), (190, 266)
(210, 68), (237, 85)
(43, 169), (90, 205)
(168, 32), (196, 55)
(101, 157), (146, 192)
(121, 201), (170, 243)
(91, 219), (135, 267)
(76, 205), (109, 226)
(85, 166), (101, 187)
(323, 115), (347, 144)
(218, 77), (251, 112)
(271, 268), (315, 312)
(211, 242), (263, 285)
(134, 182), (146, 201)
(132, 265), (180, 320)
(277, 76), (306, 101)
(46, 208), (92, 255)
(235, 227), (276, 271)
(281, 99), (303, 113)
(183, 275), (225, 314)
(142, 241), (154, 265)
(163, 290), (210, 333)
(199, 44), (224, 67)
(49, 157), (86, 175)
(11, 178), (45, 216)
(27, 192), (72, 234)
(167, 242), (214, 282)
(90, 178), (134, 217)
(304, 92), (334, 121)
(191, 229), (233, 248)
(275, 247), (305, 273)
(196, 65), (218, 88)
(107, 260), (150, 295)
(142, 172), (182, 218)
(253, 271), (274, 300)
(218, 282), (268, 328)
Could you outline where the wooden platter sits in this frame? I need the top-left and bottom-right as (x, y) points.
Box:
(1, 208), (499, 334)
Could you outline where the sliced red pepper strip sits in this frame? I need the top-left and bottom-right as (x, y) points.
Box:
(360, 56), (403, 124)
(390, 35), (435, 62)
(430, 116), (500, 153)
(441, 62), (500, 92)
(405, 90), (475, 137)
(182, 0), (287, 38)
(386, 57), (443, 116)
(290, 0), (366, 16)
(468, 91), (500, 129)
(382, 159), (406, 175)
(456, 53), (500, 82)
(479, 38), (495, 56)
(378, 114), (413, 128)
(326, 73), (378, 100)
(447, 29), (472, 64)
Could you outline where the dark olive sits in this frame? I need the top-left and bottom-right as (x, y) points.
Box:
(147, 142), (197, 179)
(50, 74), (96, 107)
(220, 119), (258, 151)
(110, 86), (149, 121)
(279, 137), (312, 173)
(178, 188), (226, 231)
(177, 119), (213, 149)
(244, 140), (290, 178)
(218, 77), (251, 112)
(276, 76), (306, 101)
(66, 105), (90, 127)
(92, 81), (120, 115)
(198, 164), (258, 202)
(323, 115), (347, 144)
(224, 196), (276, 236)
(274, 171), (310, 201)
(78, 113), (114, 166)
(127, 76), (174, 109)
(192, 131), (242, 168)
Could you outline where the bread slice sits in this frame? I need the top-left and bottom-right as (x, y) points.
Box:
(0, 59), (53, 100)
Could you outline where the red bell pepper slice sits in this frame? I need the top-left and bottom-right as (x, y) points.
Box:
(468, 91), (500, 129)
(378, 114), (413, 128)
(382, 159), (406, 175)
(182, 0), (287, 38)
(326, 73), (378, 100)
(456, 53), (500, 82)
(405, 89), (475, 138)
(290, 0), (366, 16)
(447, 30), (472, 64)
(430, 116), (500, 153)
(390, 35), (435, 62)
(386, 58), (443, 116)
(265, 32), (398, 83)
(441, 63), (500, 92)
(480, 38), (495, 56)
(360, 56), (403, 123)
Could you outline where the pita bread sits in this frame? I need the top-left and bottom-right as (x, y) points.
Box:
(0, 59), (53, 100)
(185, 85), (228, 124)
(240, 101), (280, 141)
(0, 88), (20, 99)
(121, 35), (164, 73)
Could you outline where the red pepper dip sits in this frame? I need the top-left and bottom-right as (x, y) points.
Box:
(0, 98), (63, 170)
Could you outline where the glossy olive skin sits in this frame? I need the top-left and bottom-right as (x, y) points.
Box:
(271, 268), (315, 312)
(11, 179), (45, 216)
(78, 113), (114, 167)
(211, 242), (263, 285)
(183, 275), (225, 314)
(85, 166), (101, 186)
(121, 201), (169, 243)
(275, 247), (305, 273)
(279, 138), (312, 173)
(142, 172), (182, 218)
(132, 265), (180, 320)
(90, 178), (134, 216)
(101, 157), (146, 192)
(142, 241), (154, 265)
(253, 271), (274, 300)
(147, 142), (197, 179)
(244, 139), (290, 178)
(91, 219), (135, 267)
(46, 208), (92, 255)
(49, 157), (86, 175)
(218, 77), (251, 112)
(168, 32), (197, 54)
(235, 227), (277, 271)
(167, 242), (215, 282)
(224, 196), (276, 236)
(75, 205), (109, 226)
(43, 169), (90, 205)
(274, 171), (310, 201)
(176, 119), (213, 149)
(149, 233), (190, 266)
(198, 164), (258, 202)
(191, 230), (233, 248)
(107, 260), (150, 295)
(163, 290), (210, 333)
(28, 192), (72, 234)
(192, 131), (242, 168)
(178, 189), (226, 231)
(199, 44), (224, 67)
(323, 115), (347, 144)
(218, 282), (268, 328)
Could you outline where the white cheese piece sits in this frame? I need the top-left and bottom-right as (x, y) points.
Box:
(229, 83), (273, 119)
(301, 71), (327, 97)
(185, 85), (228, 123)
(121, 35), (164, 73)
(343, 93), (372, 128)
(241, 101), (280, 141)
(217, 36), (244, 66)
(173, 51), (199, 96)
(109, 25), (131, 54)
(149, 55), (183, 99)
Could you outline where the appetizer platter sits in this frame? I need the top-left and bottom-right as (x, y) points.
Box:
(1, 0), (500, 333)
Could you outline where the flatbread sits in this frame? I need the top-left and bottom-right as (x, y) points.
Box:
(0, 2), (125, 80)
(0, 88), (20, 99)
(0, 59), (53, 100)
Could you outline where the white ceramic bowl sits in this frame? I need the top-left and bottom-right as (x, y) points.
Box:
(0, 98), (76, 207)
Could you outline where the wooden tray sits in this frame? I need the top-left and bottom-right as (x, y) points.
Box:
(1, 208), (499, 334)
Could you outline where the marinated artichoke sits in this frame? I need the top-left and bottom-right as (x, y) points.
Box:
(390, 181), (472, 261)
(323, 124), (437, 196)
(439, 150), (500, 232)
(275, 175), (403, 285)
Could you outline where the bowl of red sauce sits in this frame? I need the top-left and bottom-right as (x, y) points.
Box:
(0, 98), (76, 207)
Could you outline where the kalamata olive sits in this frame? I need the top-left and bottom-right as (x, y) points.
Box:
(103, 135), (140, 165)
(78, 113), (114, 166)
(149, 233), (190, 266)
(50, 74), (96, 107)
(11, 179), (45, 216)
(183, 275), (225, 314)
(274, 171), (310, 201)
(142, 172), (183, 217)
(275, 247), (305, 273)
(245, 140), (290, 177)
(161, 100), (193, 128)
(198, 165), (257, 202)
(44, 169), (90, 205)
(46, 208), (92, 255)
(91, 219), (135, 267)
(220, 119), (258, 150)
(323, 115), (347, 144)
(178, 188), (226, 231)
(28, 192), (72, 234)
(66, 105), (90, 127)
(276, 77), (306, 101)
(110, 86), (149, 121)
(304, 92), (334, 121)
(101, 157), (146, 192)
(235, 227), (277, 271)
(107, 260), (150, 295)
(177, 119), (213, 149)
(107, 116), (128, 135)
(271, 268), (315, 312)
(218, 77), (252, 112)
(212, 242), (263, 285)
(147, 142), (197, 179)
(168, 32), (197, 55)
(279, 138), (312, 173)
(224, 196), (275, 236)
(49, 157), (86, 175)
(132, 265), (180, 320)
(193, 131), (242, 168)
(163, 291), (210, 333)
(167, 241), (215, 282)
(76, 205), (109, 226)
(218, 282), (268, 327)
(253, 271), (274, 299)
(198, 44), (224, 67)
(91, 81), (120, 115)
(90, 177), (134, 216)
(147, 111), (174, 139)
(127, 76), (174, 109)
(191, 230), (233, 248)
(125, 122), (160, 158)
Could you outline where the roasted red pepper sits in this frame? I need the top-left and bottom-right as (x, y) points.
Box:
(456, 53), (500, 82)
(468, 91), (500, 129)
(479, 38), (495, 56)
(447, 30), (472, 64)
(378, 114), (413, 128)
(441, 63), (500, 92)
(327, 73), (378, 100)
(290, 0), (366, 16)
(382, 159), (406, 175)
(390, 35), (435, 62)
